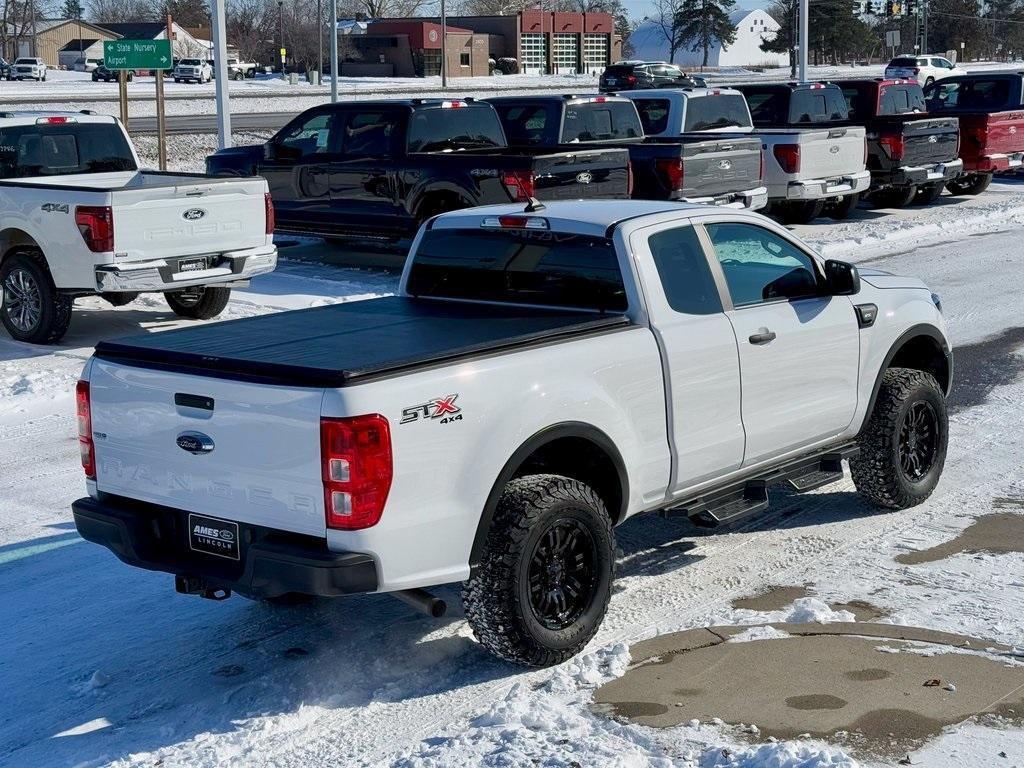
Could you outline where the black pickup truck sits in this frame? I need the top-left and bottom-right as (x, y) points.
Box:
(840, 79), (962, 207)
(485, 95), (765, 208)
(206, 98), (629, 240)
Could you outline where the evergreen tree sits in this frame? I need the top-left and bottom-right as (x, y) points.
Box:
(674, 0), (737, 67)
(62, 0), (85, 19)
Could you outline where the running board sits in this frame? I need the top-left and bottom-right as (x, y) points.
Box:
(659, 443), (859, 528)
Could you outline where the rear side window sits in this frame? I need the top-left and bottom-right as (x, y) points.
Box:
(648, 226), (721, 314)
(684, 94), (751, 131)
(339, 110), (399, 157)
(841, 85), (870, 120)
(0, 122), (136, 178)
(927, 78), (1012, 111)
(632, 98), (671, 134)
(562, 102), (643, 142)
(744, 88), (788, 126)
(878, 84), (925, 115)
(407, 106), (506, 153)
(407, 228), (626, 311)
(789, 87), (848, 123)
(602, 65), (634, 77)
(491, 102), (556, 145)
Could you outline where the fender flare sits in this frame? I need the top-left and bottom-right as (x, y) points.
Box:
(468, 421), (629, 569)
(864, 323), (952, 420)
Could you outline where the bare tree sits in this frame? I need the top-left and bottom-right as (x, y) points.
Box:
(226, 0), (277, 61)
(86, 0), (158, 23)
(647, 0), (686, 62)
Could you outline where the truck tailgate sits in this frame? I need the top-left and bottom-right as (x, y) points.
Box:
(971, 110), (1024, 156)
(529, 148), (631, 200)
(899, 117), (960, 165)
(89, 359), (327, 537)
(677, 133), (762, 197)
(111, 174), (268, 263)
(790, 126), (867, 177)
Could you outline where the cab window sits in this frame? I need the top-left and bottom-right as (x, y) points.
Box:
(277, 112), (337, 158)
(705, 223), (821, 306)
(647, 226), (721, 314)
(339, 110), (399, 157)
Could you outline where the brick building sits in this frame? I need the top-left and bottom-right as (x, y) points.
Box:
(341, 12), (619, 78)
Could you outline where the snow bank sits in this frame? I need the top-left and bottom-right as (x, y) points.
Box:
(696, 741), (859, 767)
(730, 597), (856, 627)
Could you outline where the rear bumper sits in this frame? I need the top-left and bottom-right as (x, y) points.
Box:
(968, 152), (1024, 173)
(780, 170), (871, 200)
(95, 244), (277, 293)
(873, 158), (963, 187)
(72, 495), (378, 599)
(681, 185), (768, 211)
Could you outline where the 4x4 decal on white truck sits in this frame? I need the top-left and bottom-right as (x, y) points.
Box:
(401, 394), (461, 424)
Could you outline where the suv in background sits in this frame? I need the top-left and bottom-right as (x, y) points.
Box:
(599, 61), (704, 92)
(8, 57), (46, 81)
(92, 64), (132, 82)
(885, 55), (965, 87)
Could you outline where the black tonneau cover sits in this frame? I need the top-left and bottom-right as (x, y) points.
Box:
(94, 296), (632, 387)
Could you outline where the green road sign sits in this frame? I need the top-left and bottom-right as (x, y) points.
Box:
(103, 39), (173, 70)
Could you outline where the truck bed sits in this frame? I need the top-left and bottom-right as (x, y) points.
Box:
(94, 296), (632, 387)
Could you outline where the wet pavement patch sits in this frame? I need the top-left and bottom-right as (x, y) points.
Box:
(731, 586), (889, 622)
(593, 624), (1023, 760)
(948, 326), (1024, 412)
(896, 512), (1024, 565)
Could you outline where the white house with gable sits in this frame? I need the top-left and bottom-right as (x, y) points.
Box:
(630, 8), (788, 69)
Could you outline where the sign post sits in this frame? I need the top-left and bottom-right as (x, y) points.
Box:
(104, 39), (173, 163)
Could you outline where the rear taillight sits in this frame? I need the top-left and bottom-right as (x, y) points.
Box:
(773, 144), (801, 174)
(501, 170), (535, 202)
(879, 132), (904, 161)
(913, 67), (920, 75)
(654, 157), (684, 193)
(627, 162), (634, 196)
(758, 148), (765, 183)
(76, 380), (95, 480)
(626, 75), (637, 85)
(321, 414), (392, 530)
(967, 124), (988, 147)
(264, 192), (275, 234)
(75, 205), (114, 252)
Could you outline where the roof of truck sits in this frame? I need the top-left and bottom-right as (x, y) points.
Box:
(0, 110), (116, 121)
(431, 200), (715, 237)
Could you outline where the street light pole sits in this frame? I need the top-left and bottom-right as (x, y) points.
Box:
(278, 0), (285, 78)
(330, 0), (338, 101)
(211, 0), (231, 148)
(317, 0), (323, 77)
(798, 0), (808, 82)
(440, 0), (447, 88)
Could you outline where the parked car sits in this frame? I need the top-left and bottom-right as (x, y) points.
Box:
(206, 98), (630, 240)
(839, 79), (962, 207)
(924, 72), (1024, 195)
(599, 61), (705, 93)
(223, 57), (257, 80)
(0, 57), (10, 79)
(72, 198), (952, 667)
(0, 112), (277, 343)
(92, 64), (132, 82)
(74, 57), (104, 72)
(7, 57), (46, 81)
(173, 58), (212, 83)
(884, 55), (966, 87)
(732, 82), (871, 223)
(487, 94), (766, 209)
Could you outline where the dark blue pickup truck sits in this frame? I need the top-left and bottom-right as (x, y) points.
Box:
(206, 98), (630, 240)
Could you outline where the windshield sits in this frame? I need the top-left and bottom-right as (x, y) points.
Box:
(407, 106), (506, 152)
(561, 101), (643, 142)
(0, 122), (137, 179)
(15, 59), (38, 65)
(180, 59), (202, 65)
(684, 94), (751, 131)
(407, 228), (627, 311)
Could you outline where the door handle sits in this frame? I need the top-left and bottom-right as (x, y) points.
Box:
(748, 330), (777, 345)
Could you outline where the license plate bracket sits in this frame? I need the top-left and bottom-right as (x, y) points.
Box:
(178, 257), (207, 273)
(188, 513), (240, 560)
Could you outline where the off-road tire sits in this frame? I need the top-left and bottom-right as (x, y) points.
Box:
(914, 182), (945, 205)
(0, 251), (72, 344)
(102, 291), (139, 307)
(851, 367), (948, 509)
(164, 286), (231, 319)
(947, 172), (992, 196)
(827, 192), (861, 220)
(776, 199), (825, 225)
(462, 474), (615, 667)
(872, 185), (917, 209)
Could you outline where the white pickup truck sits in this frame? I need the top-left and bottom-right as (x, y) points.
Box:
(173, 58), (213, 83)
(72, 200), (952, 667)
(0, 111), (277, 343)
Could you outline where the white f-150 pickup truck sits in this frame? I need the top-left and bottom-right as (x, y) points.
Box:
(0, 111), (277, 343)
(72, 200), (951, 667)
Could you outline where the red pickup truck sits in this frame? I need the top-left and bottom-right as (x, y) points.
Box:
(925, 72), (1024, 195)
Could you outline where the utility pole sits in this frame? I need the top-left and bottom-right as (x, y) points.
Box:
(440, 0), (447, 88)
(211, 0), (232, 148)
(278, 0), (285, 78)
(798, 0), (808, 82)
(317, 0), (323, 77)
(330, 0), (338, 101)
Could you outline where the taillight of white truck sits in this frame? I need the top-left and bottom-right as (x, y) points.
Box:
(76, 380), (96, 479)
(75, 205), (114, 252)
(264, 192), (275, 235)
(320, 415), (393, 530)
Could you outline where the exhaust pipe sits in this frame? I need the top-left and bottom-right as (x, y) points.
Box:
(175, 575), (231, 601)
(393, 588), (447, 618)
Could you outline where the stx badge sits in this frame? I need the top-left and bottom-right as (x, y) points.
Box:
(401, 394), (462, 424)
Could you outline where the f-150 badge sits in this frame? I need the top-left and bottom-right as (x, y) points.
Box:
(401, 394), (461, 424)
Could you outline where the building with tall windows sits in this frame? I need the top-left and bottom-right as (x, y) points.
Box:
(352, 12), (620, 78)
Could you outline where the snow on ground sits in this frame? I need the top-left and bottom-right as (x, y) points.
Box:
(1, 180), (1023, 767)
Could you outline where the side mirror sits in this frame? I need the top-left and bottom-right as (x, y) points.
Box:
(824, 259), (860, 296)
(263, 142), (277, 161)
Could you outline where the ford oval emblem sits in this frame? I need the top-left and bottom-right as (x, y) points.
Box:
(576, 171), (593, 184)
(182, 208), (207, 221)
(1011, 126), (1019, 134)
(829, 145), (840, 154)
(928, 135), (938, 143)
(176, 431), (215, 455)
(718, 159), (732, 170)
